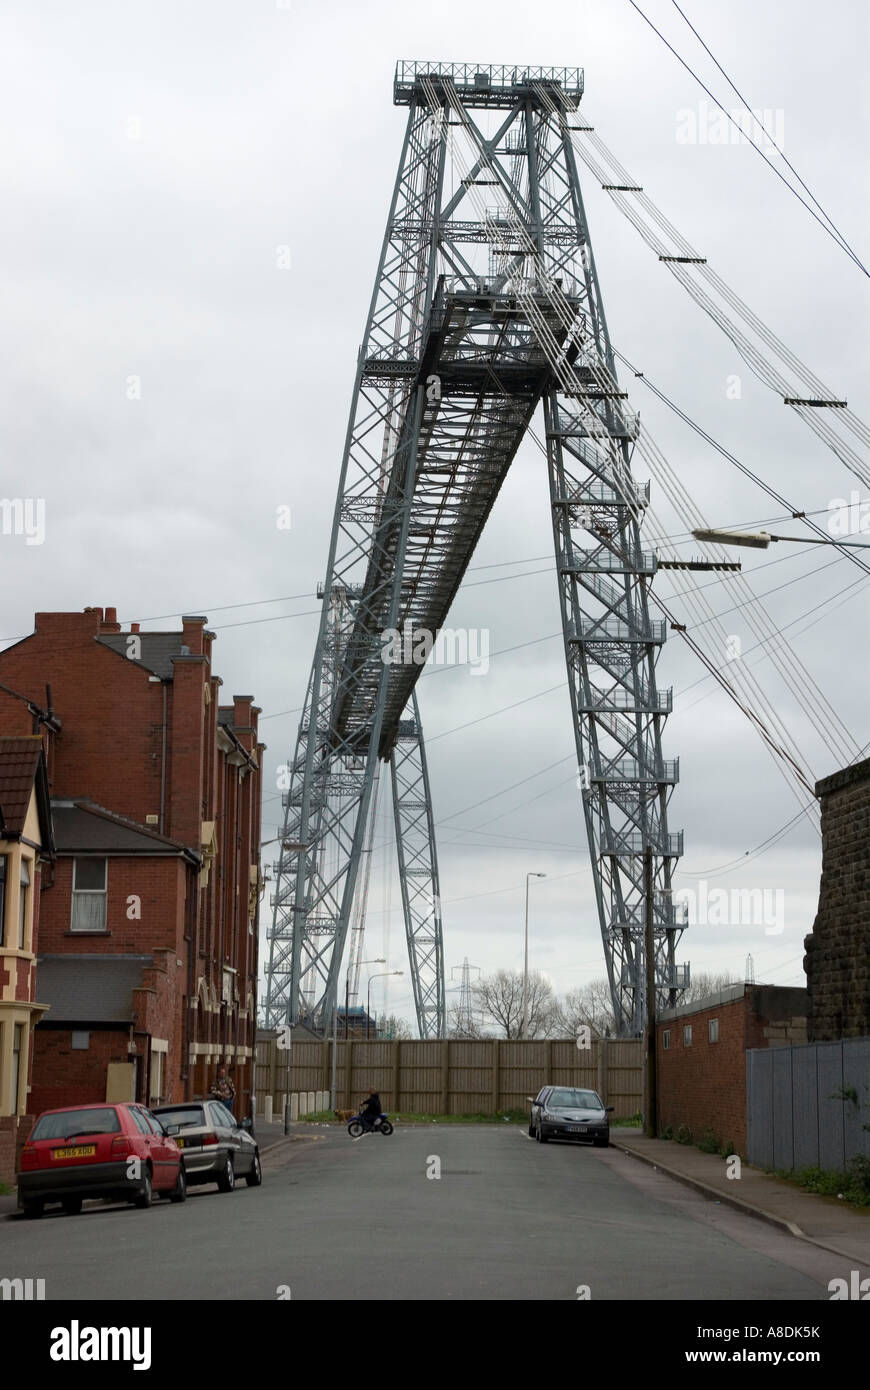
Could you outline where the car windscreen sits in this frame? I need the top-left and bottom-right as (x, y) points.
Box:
(547, 1089), (602, 1110)
(31, 1107), (121, 1140)
(154, 1106), (205, 1132)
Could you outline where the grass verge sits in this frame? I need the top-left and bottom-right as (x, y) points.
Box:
(771, 1159), (870, 1209)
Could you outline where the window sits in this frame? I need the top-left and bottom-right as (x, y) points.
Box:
(130, 1108), (153, 1136)
(71, 858), (107, 932)
(11, 1023), (23, 1113)
(31, 1107), (121, 1140)
(210, 1102), (235, 1128)
(71, 1030), (90, 1050)
(547, 1089), (602, 1110)
(683, 1024), (693, 1046)
(18, 859), (30, 949)
(708, 1018), (719, 1043)
(0, 857), (6, 945)
(662, 1029), (671, 1050)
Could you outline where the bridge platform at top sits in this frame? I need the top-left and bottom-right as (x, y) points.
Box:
(394, 61), (584, 110)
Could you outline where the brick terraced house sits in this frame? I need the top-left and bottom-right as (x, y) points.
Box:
(0, 737), (54, 1185)
(0, 606), (264, 1124)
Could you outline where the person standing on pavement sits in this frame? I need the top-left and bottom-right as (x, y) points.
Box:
(211, 1065), (236, 1117)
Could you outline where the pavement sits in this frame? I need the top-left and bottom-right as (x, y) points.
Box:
(609, 1128), (870, 1264)
(1, 1122), (854, 1299)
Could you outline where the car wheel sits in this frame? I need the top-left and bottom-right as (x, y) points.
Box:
(22, 1197), (44, 1219)
(62, 1196), (83, 1215)
(245, 1151), (262, 1187)
(217, 1155), (235, 1193)
(536, 1124), (548, 1144)
(168, 1165), (187, 1203)
(134, 1169), (153, 1208)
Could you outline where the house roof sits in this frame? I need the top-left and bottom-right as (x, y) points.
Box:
(36, 954), (153, 1024)
(0, 736), (55, 851)
(51, 799), (199, 861)
(96, 632), (201, 680)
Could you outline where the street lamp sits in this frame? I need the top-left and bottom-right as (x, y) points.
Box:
(344, 959), (385, 1039)
(692, 526), (870, 551)
(367, 971), (403, 1040)
(331, 957), (385, 1110)
(521, 872), (547, 1039)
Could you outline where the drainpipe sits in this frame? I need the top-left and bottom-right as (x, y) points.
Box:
(182, 857), (198, 1099)
(159, 681), (168, 835)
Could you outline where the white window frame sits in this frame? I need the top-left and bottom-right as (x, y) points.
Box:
(708, 1017), (719, 1043)
(662, 1029), (671, 1050)
(18, 858), (30, 950)
(70, 857), (108, 932)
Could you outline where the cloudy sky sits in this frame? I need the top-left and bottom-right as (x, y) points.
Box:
(3, 0), (868, 1027)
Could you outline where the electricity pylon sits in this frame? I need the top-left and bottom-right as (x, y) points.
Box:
(265, 61), (686, 1038)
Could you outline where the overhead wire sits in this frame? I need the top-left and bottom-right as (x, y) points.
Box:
(624, 0), (869, 276)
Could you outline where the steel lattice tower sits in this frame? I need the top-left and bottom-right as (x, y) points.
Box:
(265, 61), (686, 1038)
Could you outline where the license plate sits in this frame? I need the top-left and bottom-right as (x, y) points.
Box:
(566, 1126), (588, 1134)
(51, 1145), (96, 1159)
(175, 1139), (185, 1148)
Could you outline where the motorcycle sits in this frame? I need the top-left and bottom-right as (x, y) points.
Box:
(347, 1112), (394, 1138)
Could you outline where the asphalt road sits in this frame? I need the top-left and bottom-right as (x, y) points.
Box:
(0, 1124), (843, 1300)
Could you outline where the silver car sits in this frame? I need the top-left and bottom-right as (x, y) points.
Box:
(152, 1101), (262, 1192)
(529, 1086), (613, 1146)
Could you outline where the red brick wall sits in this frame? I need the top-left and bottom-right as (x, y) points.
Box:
(656, 986), (809, 1157)
(657, 995), (750, 1154)
(0, 1113), (36, 1186)
(0, 612), (165, 824)
(39, 856), (187, 955)
(30, 1029), (129, 1115)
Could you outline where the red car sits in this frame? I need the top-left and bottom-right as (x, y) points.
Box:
(17, 1101), (185, 1217)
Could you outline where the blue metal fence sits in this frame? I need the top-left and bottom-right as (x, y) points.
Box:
(746, 1038), (870, 1171)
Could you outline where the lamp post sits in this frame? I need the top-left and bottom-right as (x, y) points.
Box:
(521, 873), (546, 1039)
(692, 526), (870, 551)
(332, 957), (385, 1110)
(366, 971), (403, 1040)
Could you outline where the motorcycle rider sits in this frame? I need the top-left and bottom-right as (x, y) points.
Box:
(360, 1088), (382, 1132)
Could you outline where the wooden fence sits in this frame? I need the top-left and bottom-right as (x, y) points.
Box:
(255, 1032), (642, 1118)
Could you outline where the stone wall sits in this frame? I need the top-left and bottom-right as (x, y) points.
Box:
(804, 757), (870, 1041)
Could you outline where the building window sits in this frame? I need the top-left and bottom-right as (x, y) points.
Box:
(71, 857), (107, 932)
(11, 1023), (23, 1112)
(683, 1024), (693, 1046)
(662, 1029), (671, 1050)
(0, 857), (6, 946)
(18, 859), (30, 949)
(708, 1018), (719, 1043)
(71, 1031), (90, 1050)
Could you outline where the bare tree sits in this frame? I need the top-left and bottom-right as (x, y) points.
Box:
(559, 978), (617, 1038)
(473, 969), (561, 1039)
(446, 1002), (484, 1039)
(679, 971), (738, 1006)
(376, 1013), (414, 1040)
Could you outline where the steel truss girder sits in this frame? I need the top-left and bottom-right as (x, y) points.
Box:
(390, 692), (446, 1037)
(264, 66), (685, 1037)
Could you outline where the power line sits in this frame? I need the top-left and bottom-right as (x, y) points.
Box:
(668, 0), (867, 272)
(624, 0), (869, 276)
